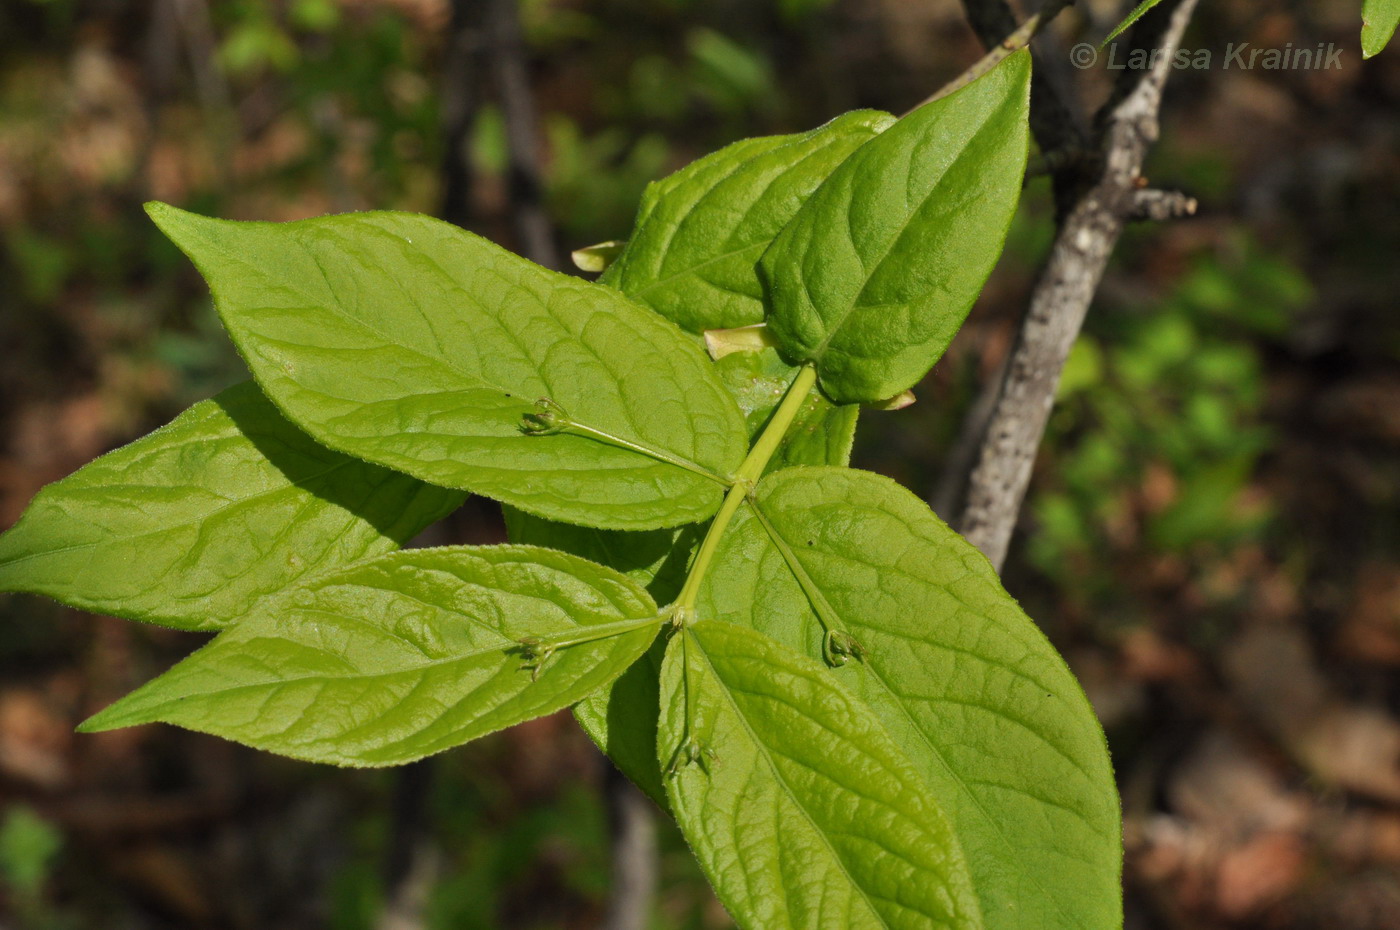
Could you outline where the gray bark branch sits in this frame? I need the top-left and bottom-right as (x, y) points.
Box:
(600, 764), (659, 930)
(486, 0), (560, 270)
(955, 0), (1202, 571)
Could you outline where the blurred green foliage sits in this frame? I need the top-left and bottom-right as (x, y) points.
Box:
(0, 805), (62, 898)
(1030, 236), (1314, 619)
(0, 804), (69, 930)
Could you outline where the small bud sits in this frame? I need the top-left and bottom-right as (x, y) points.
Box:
(515, 636), (557, 680)
(864, 390), (916, 411)
(520, 397), (569, 435)
(703, 323), (778, 360)
(667, 739), (718, 776)
(570, 239), (625, 273)
(823, 630), (867, 667)
(669, 605), (698, 630)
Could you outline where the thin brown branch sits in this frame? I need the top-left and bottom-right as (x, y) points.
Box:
(482, 5), (658, 925)
(957, 0), (1088, 177)
(909, 0), (1075, 112)
(955, 0), (1202, 571)
(438, 0), (488, 228)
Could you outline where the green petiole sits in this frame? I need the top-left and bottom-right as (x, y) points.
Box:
(515, 614), (661, 679)
(747, 500), (866, 667)
(522, 397), (734, 488)
(674, 364), (818, 614)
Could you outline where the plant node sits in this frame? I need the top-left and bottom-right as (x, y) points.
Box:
(666, 739), (717, 776)
(515, 635), (557, 680)
(520, 397), (570, 435)
(823, 630), (867, 667)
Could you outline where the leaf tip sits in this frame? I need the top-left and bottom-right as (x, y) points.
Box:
(143, 200), (180, 224)
(143, 201), (207, 243)
(75, 708), (126, 734)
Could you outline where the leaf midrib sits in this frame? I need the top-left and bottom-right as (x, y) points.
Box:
(119, 616), (650, 712)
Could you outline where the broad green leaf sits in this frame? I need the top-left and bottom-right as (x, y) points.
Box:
(80, 546), (660, 766)
(659, 620), (982, 930)
(1101, 0), (1166, 47)
(761, 52), (1031, 403)
(0, 382), (461, 631)
(1364, 0), (1400, 56)
(501, 513), (698, 805)
(602, 111), (894, 333)
(506, 354), (855, 805)
(698, 467), (1122, 930)
(146, 204), (748, 531)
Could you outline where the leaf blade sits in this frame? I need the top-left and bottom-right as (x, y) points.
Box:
(0, 382), (462, 631)
(1363, 0), (1400, 57)
(147, 204), (748, 531)
(502, 513), (696, 806)
(1101, 0), (1167, 47)
(660, 620), (982, 930)
(80, 546), (660, 766)
(761, 53), (1031, 402)
(603, 111), (894, 333)
(699, 467), (1122, 930)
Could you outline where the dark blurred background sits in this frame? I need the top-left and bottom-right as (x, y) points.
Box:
(0, 1), (1397, 928)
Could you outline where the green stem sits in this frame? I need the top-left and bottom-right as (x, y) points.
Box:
(748, 500), (865, 667)
(562, 420), (735, 488)
(516, 615), (662, 680)
(674, 365), (818, 613)
(524, 398), (733, 487)
(518, 615), (661, 653)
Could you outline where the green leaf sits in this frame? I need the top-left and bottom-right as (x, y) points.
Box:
(659, 620), (982, 930)
(146, 204), (748, 531)
(1101, 0), (1167, 47)
(80, 546), (661, 766)
(505, 351), (856, 806)
(1363, 0), (1400, 57)
(0, 382), (461, 631)
(603, 111), (894, 333)
(698, 467), (1122, 930)
(761, 52), (1031, 403)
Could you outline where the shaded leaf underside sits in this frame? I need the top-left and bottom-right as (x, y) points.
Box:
(0, 381), (462, 631)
